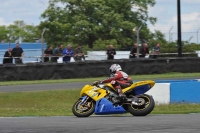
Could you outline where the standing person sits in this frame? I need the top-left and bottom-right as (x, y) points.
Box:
(139, 43), (149, 58)
(3, 47), (13, 64)
(74, 44), (85, 61)
(62, 44), (74, 63)
(52, 44), (63, 62)
(106, 45), (116, 60)
(152, 43), (161, 59)
(44, 46), (53, 62)
(129, 43), (138, 58)
(12, 43), (24, 64)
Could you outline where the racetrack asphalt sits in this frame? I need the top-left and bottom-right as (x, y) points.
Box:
(0, 77), (199, 92)
(1, 79), (200, 133)
(1, 114), (200, 133)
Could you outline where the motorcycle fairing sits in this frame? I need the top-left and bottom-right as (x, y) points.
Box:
(94, 98), (126, 115)
(133, 84), (151, 95)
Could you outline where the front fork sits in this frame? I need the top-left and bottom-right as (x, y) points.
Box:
(80, 96), (89, 105)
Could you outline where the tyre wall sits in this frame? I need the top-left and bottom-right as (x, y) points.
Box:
(0, 57), (200, 81)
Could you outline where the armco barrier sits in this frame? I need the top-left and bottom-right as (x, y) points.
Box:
(147, 80), (200, 104)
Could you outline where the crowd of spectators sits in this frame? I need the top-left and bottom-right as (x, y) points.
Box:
(129, 42), (161, 59)
(3, 43), (24, 64)
(2, 42), (161, 64)
(107, 42), (161, 60)
(42, 43), (85, 63)
(2, 43), (86, 64)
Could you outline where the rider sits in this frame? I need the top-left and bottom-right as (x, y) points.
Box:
(94, 64), (132, 103)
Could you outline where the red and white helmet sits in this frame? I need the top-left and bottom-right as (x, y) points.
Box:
(109, 64), (122, 74)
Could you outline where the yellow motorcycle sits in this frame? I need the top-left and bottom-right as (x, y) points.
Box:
(72, 80), (155, 117)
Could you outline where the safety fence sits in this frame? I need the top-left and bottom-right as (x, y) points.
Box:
(0, 51), (199, 64)
(0, 49), (42, 63)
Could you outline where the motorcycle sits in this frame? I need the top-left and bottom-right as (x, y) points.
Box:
(72, 80), (155, 117)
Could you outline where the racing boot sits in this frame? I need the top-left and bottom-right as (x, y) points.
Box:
(112, 97), (120, 107)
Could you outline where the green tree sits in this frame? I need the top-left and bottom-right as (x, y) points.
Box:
(6, 20), (39, 43)
(40, 0), (156, 48)
(0, 26), (8, 43)
(149, 30), (167, 47)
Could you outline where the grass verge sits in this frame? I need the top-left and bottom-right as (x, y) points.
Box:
(0, 89), (199, 117)
(0, 89), (80, 117)
(0, 72), (200, 86)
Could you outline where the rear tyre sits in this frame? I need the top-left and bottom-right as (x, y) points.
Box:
(72, 98), (95, 117)
(128, 94), (155, 116)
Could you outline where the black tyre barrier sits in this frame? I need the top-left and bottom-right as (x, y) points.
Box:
(0, 57), (200, 81)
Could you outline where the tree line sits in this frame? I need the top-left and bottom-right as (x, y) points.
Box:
(0, 0), (199, 53)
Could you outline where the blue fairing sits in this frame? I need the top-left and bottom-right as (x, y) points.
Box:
(134, 84), (151, 95)
(94, 98), (126, 115)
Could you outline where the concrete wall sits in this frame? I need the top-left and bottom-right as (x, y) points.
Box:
(170, 81), (200, 103)
(146, 83), (170, 104)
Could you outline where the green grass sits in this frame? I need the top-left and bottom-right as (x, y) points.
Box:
(0, 89), (80, 117)
(0, 89), (200, 117)
(153, 104), (200, 114)
(0, 72), (199, 116)
(0, 72), (200, 86)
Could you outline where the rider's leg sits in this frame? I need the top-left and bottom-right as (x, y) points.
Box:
(115, 85), (124, 97)
(111, 81), (126, 100)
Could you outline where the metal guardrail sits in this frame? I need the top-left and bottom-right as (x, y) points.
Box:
(0, 52), (198, 64)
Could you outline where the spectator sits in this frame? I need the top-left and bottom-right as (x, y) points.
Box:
(3, 47), (13, 64)
(44, 46), (53, 62)
(12, 43), (24, 64)
(139, 43), (149, 58)
(74, 44), (85, 61)
(152, 43), (161, 59)
(62, 44), (74, 63)
(106, 45), (116, 60)
(52, 44), (63, 62)
(129, 43), (138, 58)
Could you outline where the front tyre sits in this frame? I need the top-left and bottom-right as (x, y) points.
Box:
(128, 94), (155, 116)
(72, 98), (95, 117)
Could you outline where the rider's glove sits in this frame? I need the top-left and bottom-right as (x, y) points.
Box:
(92, 80), (102, 86)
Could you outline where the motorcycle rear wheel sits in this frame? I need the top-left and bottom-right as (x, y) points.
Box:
(128, 94), (155, 116)
(72, 98), (95, 117)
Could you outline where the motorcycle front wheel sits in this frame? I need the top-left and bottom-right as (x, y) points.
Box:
(72, 97), (95, 117)
(128, 94), (155, 116)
